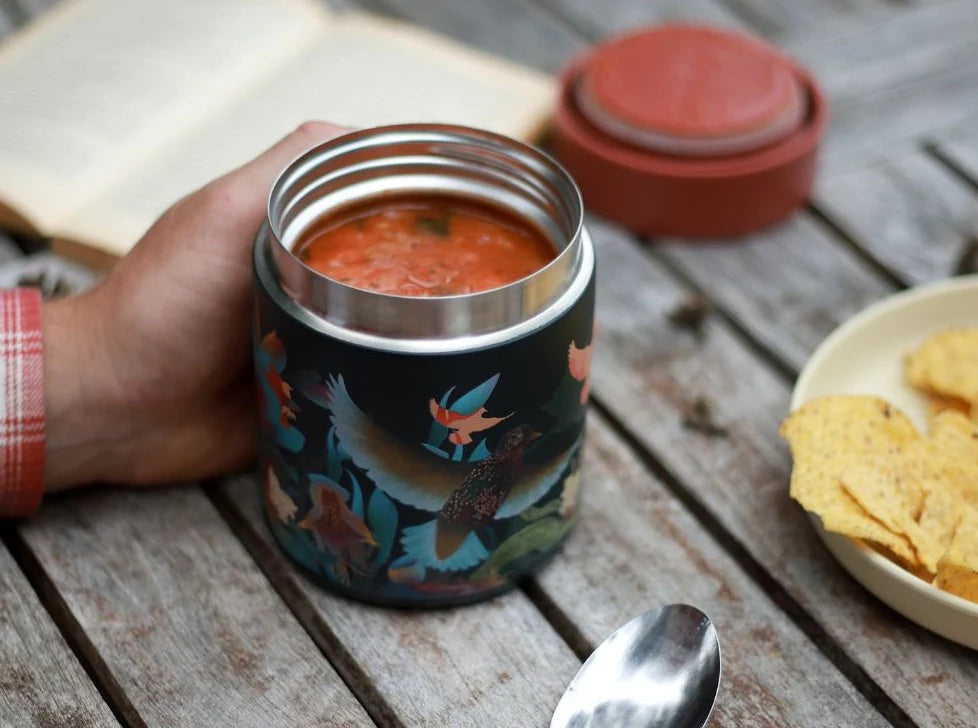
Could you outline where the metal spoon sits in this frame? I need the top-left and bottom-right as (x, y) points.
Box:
(551, 604), (721, 728)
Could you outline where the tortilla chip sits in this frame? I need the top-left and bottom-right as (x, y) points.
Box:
(781, 397), (920, 566)
(935, 509), (978, 603)
(923, 411), (978, 507)
(841, 460), (918, 537)
(906, 329), (978, 405)
(926, 393), (973, 421)
(841, 458), (955, 573)
(824, 496), (918, 566)
(915, 486), (964, 576)
(781, 396), (918, 514)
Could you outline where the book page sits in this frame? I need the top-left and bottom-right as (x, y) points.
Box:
(0, 0), (329, 231)
(59, 12), (556, 257)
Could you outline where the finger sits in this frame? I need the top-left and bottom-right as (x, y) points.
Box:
(234, 121), (349, 191)
(215, 121), (350, 236)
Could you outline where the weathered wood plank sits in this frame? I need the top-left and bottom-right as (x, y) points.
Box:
(20, 488), (373, 728)
(544, 0), (978, 172)
(536, 0), (747, 37)
(0, 541), (120, 728)
(354, 1), (978, 723)
(0, 5), (17, 41)
(371, 0), (586, 73)
(588, 218), (978, 728)
(535, 414), (890, 727)
(714, 0), (891, 40)
(932, 126), (978, 189)
(816, 149), (978, 283)
(510, 0), (937, 375)
(217, 473), (581, 728)
(12, 0), (60, 18)
(782, 0), (978, 164)
(656, 213), (893, 372)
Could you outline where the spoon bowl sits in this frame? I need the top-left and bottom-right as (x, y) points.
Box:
(551, 604), (721, 728)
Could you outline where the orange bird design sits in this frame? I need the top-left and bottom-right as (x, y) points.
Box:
(568, 338), (594, 404)
(428, 399), (512, 445)
(298, 483), (378, 583)
(259, 332), (298, 426)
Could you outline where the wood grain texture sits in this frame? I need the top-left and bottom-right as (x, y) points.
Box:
(655, 213), (893, 372)
(0, 5), (16, 40)
(933, 126), (978, 188)
(371, 0), (586, 73)
(0, 542), (120, 728)
(816, 149), (978, 283)
(535, 414), (890, 727)
(20, 487), (373, 728)
(515, 0), (915, 376)
(587, 218), (978, 728)
(12, 0), (60, 17)
(537, 0), (747, 37)
(783, 0), (978, 163)
(348, 1), (978, 723)
(715, 0), (891, 39)
(218, 474), (581, 728)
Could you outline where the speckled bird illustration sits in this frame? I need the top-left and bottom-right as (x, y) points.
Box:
(298, 482), (378, 582)
(428, 399), (512, 445)
(326, 375), (575, 571)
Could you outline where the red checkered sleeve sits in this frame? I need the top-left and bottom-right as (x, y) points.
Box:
(0, 289), (45, 518)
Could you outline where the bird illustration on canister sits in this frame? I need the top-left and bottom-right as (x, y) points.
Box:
(326, 375), (575, 571)
(297, 480), (378, 583)
(428, 398), (512, 445)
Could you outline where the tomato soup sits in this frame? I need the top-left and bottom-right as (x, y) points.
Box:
(296, 195), (556, 296)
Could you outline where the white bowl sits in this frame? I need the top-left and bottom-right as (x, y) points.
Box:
(791, 275), (978, 650)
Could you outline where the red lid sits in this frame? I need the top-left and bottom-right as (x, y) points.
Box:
(553, 24), (828, 237)
(577, 25), (806, 156)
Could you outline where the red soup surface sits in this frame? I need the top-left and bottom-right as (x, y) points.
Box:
(296, 195), (556, 296)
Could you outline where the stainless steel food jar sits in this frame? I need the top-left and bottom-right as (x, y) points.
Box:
(253, 124), (595, 606)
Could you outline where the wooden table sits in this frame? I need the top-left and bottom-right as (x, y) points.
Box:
(3, 0), (978, 726)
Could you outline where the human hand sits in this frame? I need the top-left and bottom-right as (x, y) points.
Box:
(43, 122), (347, 491)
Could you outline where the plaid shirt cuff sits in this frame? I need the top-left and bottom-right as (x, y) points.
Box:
(0, 288), (45, 518)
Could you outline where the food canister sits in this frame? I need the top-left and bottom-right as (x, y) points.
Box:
(252, 124), (595, 607)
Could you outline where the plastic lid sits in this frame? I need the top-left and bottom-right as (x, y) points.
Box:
(552, 23), (828, 237)
(575, 25), (806, 156)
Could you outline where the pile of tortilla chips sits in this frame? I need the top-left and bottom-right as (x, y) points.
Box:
(781, 329), (978, 605)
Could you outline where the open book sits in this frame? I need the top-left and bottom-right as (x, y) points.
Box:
(0, 0), (554, 267)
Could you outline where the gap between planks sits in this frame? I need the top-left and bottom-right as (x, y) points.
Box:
(1, 527), (147, 728)
(0, 0), (26, 28)
(924, 140), (978, 195)
(580, 399), (917, 728)
(508, 1), (942, 725)
(920, 143), (978, 276)
(203, 484), (394, 728)
(4, 2), (967, 726)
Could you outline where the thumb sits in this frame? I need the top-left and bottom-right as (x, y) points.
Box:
(215, 121), (350, 239)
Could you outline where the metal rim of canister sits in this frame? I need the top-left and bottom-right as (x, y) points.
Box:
(254, 124), (594, 354)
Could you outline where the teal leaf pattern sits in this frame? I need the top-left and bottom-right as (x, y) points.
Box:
(367, 488), (398, 568)
(348, 471), (365, 519)
(421, 443), (449, 459)
(468, 438), (491, 462)
(471, 516), (572, 580)
(308, 473), (349, 501)
(449, 373), (499, 415)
